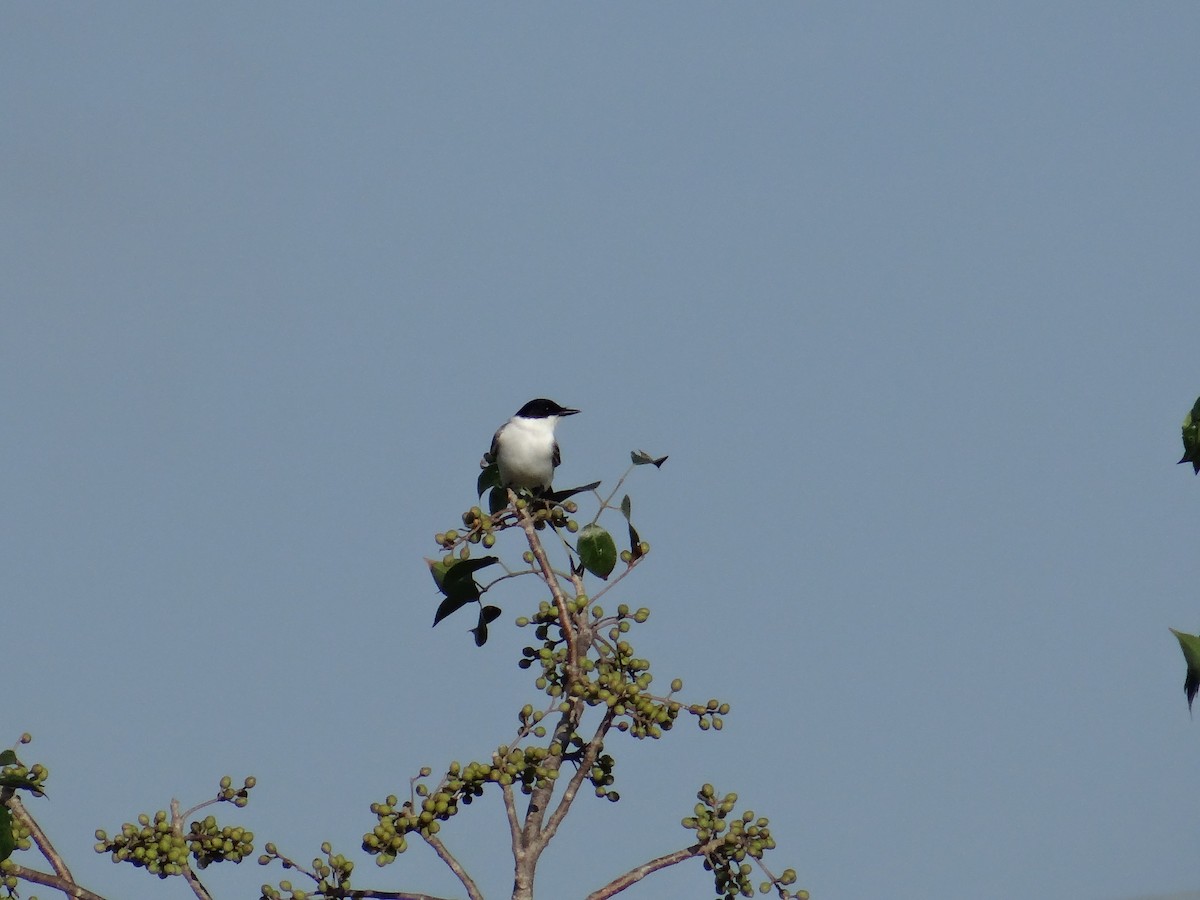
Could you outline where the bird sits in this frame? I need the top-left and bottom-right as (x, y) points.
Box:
(484, 398), (580, 493)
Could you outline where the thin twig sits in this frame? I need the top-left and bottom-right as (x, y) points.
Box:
(7, 794), (73, 883)
(177, 794), (222, 825)
(591, 465), (636, 525)
(2, 863), (106, 900)
(587, 554), (643, 604)
(584, 838), (720, 900)
(421, 832), (483, 900)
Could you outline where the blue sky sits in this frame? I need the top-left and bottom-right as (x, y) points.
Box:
(4, 5), (1200, 899)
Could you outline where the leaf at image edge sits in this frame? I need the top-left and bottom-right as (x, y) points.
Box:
(1171, 628), (1200, 710)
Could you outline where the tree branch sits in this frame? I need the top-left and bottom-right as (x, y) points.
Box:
(1, 863), (106, 900)
(584, 838), (719, 900)
(502, 780), (522, 854)
(421, 832), (483, 900)
(181, 864), (213, 900)
(7, 794), (74, 883)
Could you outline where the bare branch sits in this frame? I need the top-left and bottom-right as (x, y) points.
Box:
(7, 794), (73, 883)
(181, 864), (213, 900)
(502, 780), (522, 853)
(421, 831), (484, 900)
(1, 863), (106, 900)
(585, 838), (718, 900)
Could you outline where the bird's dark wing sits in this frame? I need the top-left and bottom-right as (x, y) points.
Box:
(552, 441), (561, 468)
(484, 429), (501, 465)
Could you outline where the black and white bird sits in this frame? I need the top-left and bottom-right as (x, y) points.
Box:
(485, 398), (580, 493)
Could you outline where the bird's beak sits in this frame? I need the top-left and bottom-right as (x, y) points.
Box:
(560, 408), (581, 416)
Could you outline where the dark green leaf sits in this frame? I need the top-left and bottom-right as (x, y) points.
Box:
(480, 605), (503, 625)
(0, 773), (44, 796)
(628, 522), (643, 561)
(1180, 397), (1200, 474)
(578, 524), (618, 579)
(478, 464), (501, 497)
(620, 494), (632, 521)
(630, 450), (668, 468)
(546, 481), (602, 503)
(0, 806), (13, 862)
(1172, 628), (1200, 710)
(442, 556), (500, 583)
(0, 750), (18, 767)
(470, 622), (489, 646)
(488, 486), (510, 515)
(431, 556), (497, 598)
(433, 593), (476, 627)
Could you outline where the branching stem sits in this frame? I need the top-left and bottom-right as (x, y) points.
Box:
(1, 863), (106, 900)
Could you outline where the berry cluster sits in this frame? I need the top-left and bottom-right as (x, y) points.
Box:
(436, 499), (582, 562)
(0, 744), (47, 894)
(258, 840), (354, 900)
(684, 785), (805, 900)
(518, 599), (730, 741)
(94, 776), (256, 878)
(362, 752), (540, 865)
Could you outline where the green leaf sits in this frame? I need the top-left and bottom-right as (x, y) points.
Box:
(0, 806), (13, 862)
(470, 605), (502, 646)
(0, 774), (44, 797)
(578, 524), (618, 579)
(426, 557), (452, 591)
(432, 557), (501, 626)
(1172, 628), (1200, 710)
(547, 481), (602, 503)
(488, 486), (509, 515)
(433, 593), (477, 627)
(478, 464), (501, 497)
(1180, 397), (1200, 474)
(0, 750), (18, 767)
(630, 450), (668, 468)
(442, 556), (500, 584)
(620, 494), (632, 521)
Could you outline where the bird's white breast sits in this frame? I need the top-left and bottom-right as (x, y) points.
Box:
(496, 415), (558, 489)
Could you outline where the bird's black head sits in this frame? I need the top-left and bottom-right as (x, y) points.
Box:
(515, 398), (580, 419)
